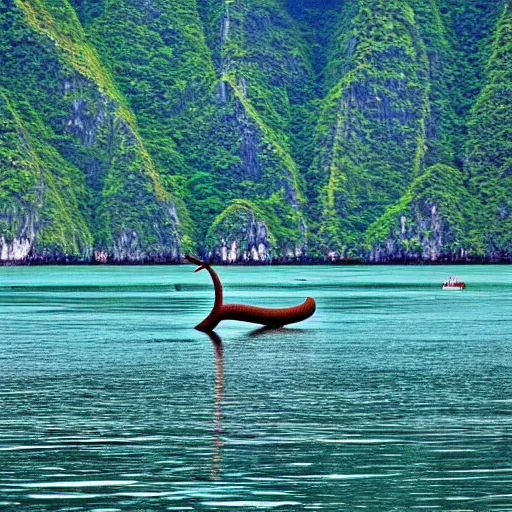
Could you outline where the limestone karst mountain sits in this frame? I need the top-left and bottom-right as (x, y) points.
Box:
(1, 0), (510, 262)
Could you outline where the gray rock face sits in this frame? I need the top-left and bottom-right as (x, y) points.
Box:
(113, 230), (142, 262)
(208, 204), (272, 263)
(0, 230), (34, 261)
(233, 97), (263, 181)
(369, 201), (459, 262)
(61, 76), (182, 263)
(63, 77), (115, 191)
(0, 205), (36, 262)
(66, 82), (107, 147)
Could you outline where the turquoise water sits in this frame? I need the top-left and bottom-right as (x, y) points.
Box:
(0, 265), (511, 511)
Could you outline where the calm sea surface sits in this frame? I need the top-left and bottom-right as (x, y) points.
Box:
(0, 265), (511, 511)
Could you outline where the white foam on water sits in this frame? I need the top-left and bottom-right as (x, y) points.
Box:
(252, 492), (291, 496)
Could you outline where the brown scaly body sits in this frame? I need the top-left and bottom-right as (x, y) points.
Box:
(185, 255), (316, 332)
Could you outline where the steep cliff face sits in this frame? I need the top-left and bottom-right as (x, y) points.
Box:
(0, 90), (92, 261)
(308, 0), (508, 261)
(200, 0), (312, 259)
(206, 195), (306, 262)
(366, 164), (469, 262)
(0, 0), (510, 263)
(466, 2), (512, 261)
(87, 0), (313, 260)
(0, 0), (184, 262)
(206, 200), (273, 262)
(61, 76), (183, 262)
(310, 0), (444, 255)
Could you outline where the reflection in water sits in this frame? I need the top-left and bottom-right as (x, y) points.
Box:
(206, 331), (224, 480)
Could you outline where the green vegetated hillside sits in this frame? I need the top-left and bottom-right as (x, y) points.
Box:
(0, 0), (510, 263)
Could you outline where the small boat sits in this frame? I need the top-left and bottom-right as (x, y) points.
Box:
(442, 276), (466, 290)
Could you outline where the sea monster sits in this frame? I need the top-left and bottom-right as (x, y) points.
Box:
(185, 255), (316, 332)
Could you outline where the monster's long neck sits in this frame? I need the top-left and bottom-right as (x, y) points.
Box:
(205, 265), (223, 313)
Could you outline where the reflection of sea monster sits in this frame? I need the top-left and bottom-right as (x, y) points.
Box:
(185, 255), (316, 332)
(207, 331), (224, 481)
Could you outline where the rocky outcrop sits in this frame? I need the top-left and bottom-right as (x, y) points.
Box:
(206, 201), (273, 262)
(368, 203), (462, 262)
(0, 207), (36, 262)
(206, 198), (309, 263)
(365, 165), (469, 262)
(0, 234), (33, 262)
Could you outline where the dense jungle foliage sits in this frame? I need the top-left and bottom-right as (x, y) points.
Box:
(0, 0), (510, 262)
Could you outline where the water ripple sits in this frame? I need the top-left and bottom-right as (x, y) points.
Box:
(0, 265), (511, 511)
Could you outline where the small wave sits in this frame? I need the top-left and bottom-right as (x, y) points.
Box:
(318, 438), (403, 444)
(326, 473), (402, 480)
(28, 493), (106, 500)
(18, 480), (137, 488)
(201, 501), (301, 508)
(0, 445), (68, 452)
(447, 468), (512, 473)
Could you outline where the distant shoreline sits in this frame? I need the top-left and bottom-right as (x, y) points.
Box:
(1, 259), (511, 267)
